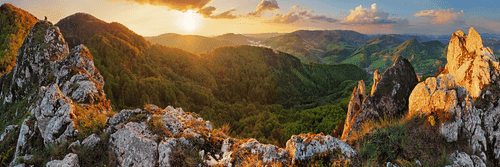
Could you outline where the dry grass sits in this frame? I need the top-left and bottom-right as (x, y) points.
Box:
(351, 115), (473, 166)
(147, 115), (173, 141)
(73, 103), (108, 139)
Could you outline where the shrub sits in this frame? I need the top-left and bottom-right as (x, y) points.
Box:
(74, 103), (107, 139)
(147, 115), (172, 140)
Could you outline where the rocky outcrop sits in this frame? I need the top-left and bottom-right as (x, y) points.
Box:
(341, 80), (365, 139)
(46, 153), (80, 167)
(109, 122), (159, 167)
(444, 27), (500, 100)
(408, 75), (487, 156)
(286, 133), (356, 165)
(446, 150), (486, 167)
(342, 56), (418, 139)
(104, 105), (356, 166)
(371, 69), (381, 96)
(10, 117), (37, 166)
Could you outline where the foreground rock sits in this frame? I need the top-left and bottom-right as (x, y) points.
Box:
(0, 20), (110, 166)
(408, 74), (487, 156)
(104, 105), (357, 166)
(342, 56), (418, 139)
(444, 27), (500, 100)
(46, 153), (80, 167)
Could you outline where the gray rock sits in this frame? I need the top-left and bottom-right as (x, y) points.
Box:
(31, 84), (77, 146)
(158, 138), (177, 167)
(46, 153), (80, 167)
(81, 133), (100, 149)
(286, 133), (356, 165)
(448, 150), (485, 167)
(0, 125), (18, 142)
(10, 117), (37, 167)
(240, 138), (287, 163)
(109, 122), (158, 167)
(343, 56), (419, 138)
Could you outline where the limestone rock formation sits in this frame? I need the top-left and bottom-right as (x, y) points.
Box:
(108, 122), (159, 167)
(371, 69), (381, 96)
(10, 117), (38, 166)
(45, 153), (80, 167)
(446, 150), (486, 167)
(341, 80), (365, 139)
(408, 74), (487, 156)
(342, 56), (418, 139)
(444, 27), (500, 100)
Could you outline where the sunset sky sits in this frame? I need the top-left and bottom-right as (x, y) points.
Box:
(3, 0), (500, 36)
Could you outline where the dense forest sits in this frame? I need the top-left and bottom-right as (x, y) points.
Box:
(0, 3), (37, 74)
(53, 13), (368, 145)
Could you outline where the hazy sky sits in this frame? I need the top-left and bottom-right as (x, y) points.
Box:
(2, 0), (500, 36)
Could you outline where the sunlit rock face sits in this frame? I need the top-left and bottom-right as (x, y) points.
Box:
(444, 27), (500, 100)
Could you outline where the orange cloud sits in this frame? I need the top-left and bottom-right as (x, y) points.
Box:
(197, 6), (237, 19)
(248, 0), (279, 17)
(108, 0), (212, 12)
(414, 9), (465, 24)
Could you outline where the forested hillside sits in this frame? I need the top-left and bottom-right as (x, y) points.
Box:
(55, 13), (368, 145)
(262, 30), (368, 63)
(146, 33), (237, 53)
(0, 3), (37, 74)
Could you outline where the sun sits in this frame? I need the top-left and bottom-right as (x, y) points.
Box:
(180, 10), (198, 32)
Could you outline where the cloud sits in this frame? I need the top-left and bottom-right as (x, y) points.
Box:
(343, 3), (401, 25)
(266, 12), (301, 24)
(248, 0), (279, 17)
(265, 5), (338, 24)
(108, 0), (212, 12)
(414, 9), (465, 24)
(197, 6), (237, 19)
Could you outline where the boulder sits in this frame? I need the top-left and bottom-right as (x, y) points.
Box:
(108, 122), (158, 167)
(158, 138), (177, 167)
(342, 56), (418, 138)
(46, 153), (80, 167)
(444, 27), (500, 100)
(240, 138), (288, 163)
(81, 133), (100, 149)
(286, 133), (356, 165)
(446, 150), (486, 167)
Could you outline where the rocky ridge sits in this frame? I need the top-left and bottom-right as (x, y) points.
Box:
(341, 56), (419, 139)
(0, 18), (356, 166)
(408, 28), (500, 165)
(444, 27), (500, 100)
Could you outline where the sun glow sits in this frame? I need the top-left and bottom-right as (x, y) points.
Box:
(180, 10), (199, 32)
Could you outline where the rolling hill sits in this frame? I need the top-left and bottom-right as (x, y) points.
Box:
(212, 33), (262, 45)
(145, 33), (237, 53)
(262, 30), (369, 63)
